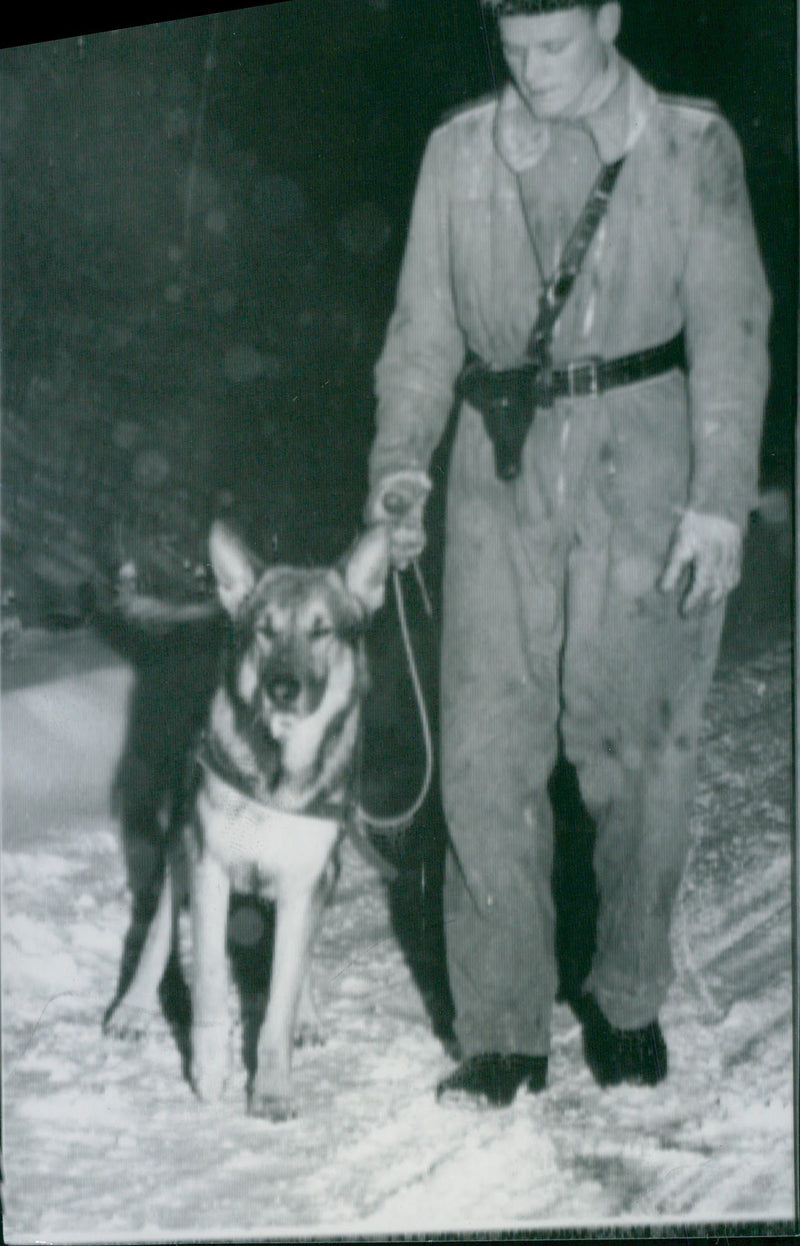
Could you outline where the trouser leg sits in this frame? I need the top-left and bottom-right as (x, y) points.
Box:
(562, 528), (726, 1029)
(440, 411), (564, 1057)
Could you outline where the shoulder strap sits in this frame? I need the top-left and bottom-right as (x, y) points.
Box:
(525, 156), (625, 364)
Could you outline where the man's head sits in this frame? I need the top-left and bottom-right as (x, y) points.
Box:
(488, 1), (622, 121)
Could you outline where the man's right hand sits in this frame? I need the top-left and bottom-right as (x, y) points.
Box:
(364, 469), (432, 569)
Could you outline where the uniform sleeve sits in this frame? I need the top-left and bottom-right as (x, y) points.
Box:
(368, 127), (467, 490)
(680, 114), (772, 529)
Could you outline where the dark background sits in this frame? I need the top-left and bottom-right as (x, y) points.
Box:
(1, 0), (796, 623)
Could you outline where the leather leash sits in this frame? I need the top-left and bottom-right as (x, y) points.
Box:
(354, 562), (435, 840)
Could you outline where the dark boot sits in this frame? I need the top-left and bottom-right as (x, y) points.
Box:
(436, 1053), (548, 1107)
(581, 995), (668, 1087)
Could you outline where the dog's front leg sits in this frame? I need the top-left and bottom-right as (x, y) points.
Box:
(189, 846), (232, 1104)
(250, 877), (327, 1121)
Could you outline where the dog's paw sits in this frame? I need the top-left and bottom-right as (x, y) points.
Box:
(191, 1024), (230, 1103)
(102, 1000), (157, 1041)
(293, 1019), (327, 1048)
(191, 1062), (228, 1104)
(248, 1060), (297, 1121)
(247, 1088), (298, 1122)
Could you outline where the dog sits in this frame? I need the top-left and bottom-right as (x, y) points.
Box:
(104, 519), (390, 1120)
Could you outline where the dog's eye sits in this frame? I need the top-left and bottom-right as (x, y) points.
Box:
(308, 621), (332, 641)
(258, 619), (277, 641)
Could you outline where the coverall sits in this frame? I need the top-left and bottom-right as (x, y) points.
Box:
(368, 54), (770, 1058)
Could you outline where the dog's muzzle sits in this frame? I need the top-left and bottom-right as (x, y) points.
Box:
(267, 672), (302, 708)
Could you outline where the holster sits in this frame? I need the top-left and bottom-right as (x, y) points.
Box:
(455, 159), (627, 481)
(456, 357), (546, 481)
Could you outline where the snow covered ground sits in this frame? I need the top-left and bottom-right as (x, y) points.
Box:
(2, 578), (795, 1240)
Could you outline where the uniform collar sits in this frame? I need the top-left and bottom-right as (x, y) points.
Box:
(494, 52), (656, 172)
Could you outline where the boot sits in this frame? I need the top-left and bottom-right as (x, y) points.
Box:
(436, 1053), (548, 1107)
(581, 994), (668, 1087)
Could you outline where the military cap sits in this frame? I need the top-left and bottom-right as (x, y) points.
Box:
(486, 0), (608, 12)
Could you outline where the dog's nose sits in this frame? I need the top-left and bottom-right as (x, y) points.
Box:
(267, 673), (302, 707)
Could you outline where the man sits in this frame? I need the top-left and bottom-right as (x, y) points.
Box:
(366, 0), (770, 1106)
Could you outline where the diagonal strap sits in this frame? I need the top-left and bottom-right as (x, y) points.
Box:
(524, 157), (625, 366)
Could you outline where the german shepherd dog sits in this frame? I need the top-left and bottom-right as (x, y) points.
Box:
(104, 520), (389, 1120)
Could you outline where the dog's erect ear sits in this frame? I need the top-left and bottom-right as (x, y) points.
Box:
(208, 520), (261, 615)
(343, 525), (390, 615)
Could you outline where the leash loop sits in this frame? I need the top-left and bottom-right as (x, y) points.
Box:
(355, 558), (436, 837)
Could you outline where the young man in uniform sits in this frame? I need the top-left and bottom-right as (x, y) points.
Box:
(366, 0), (770, 1106)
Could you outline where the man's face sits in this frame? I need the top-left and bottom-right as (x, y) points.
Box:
(499, 4), (621, 120)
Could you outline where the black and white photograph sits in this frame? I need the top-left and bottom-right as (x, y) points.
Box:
(1, 0), (796, 1238)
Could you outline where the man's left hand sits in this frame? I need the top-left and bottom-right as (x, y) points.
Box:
(659, 510), (743, 615)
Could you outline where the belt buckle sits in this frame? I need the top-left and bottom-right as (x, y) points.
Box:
(567, 355), (603, 398)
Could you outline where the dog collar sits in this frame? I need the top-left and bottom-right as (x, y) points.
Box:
(194, 736), (397, 883)
(194, 736), (346, 818)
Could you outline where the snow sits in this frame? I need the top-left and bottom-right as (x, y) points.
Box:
(1, 639), (794, 1241)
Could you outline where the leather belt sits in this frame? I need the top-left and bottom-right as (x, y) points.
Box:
(457, 332), (687, 482)
(462, 332), (687, 407)
(545, 332), (686, 399)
